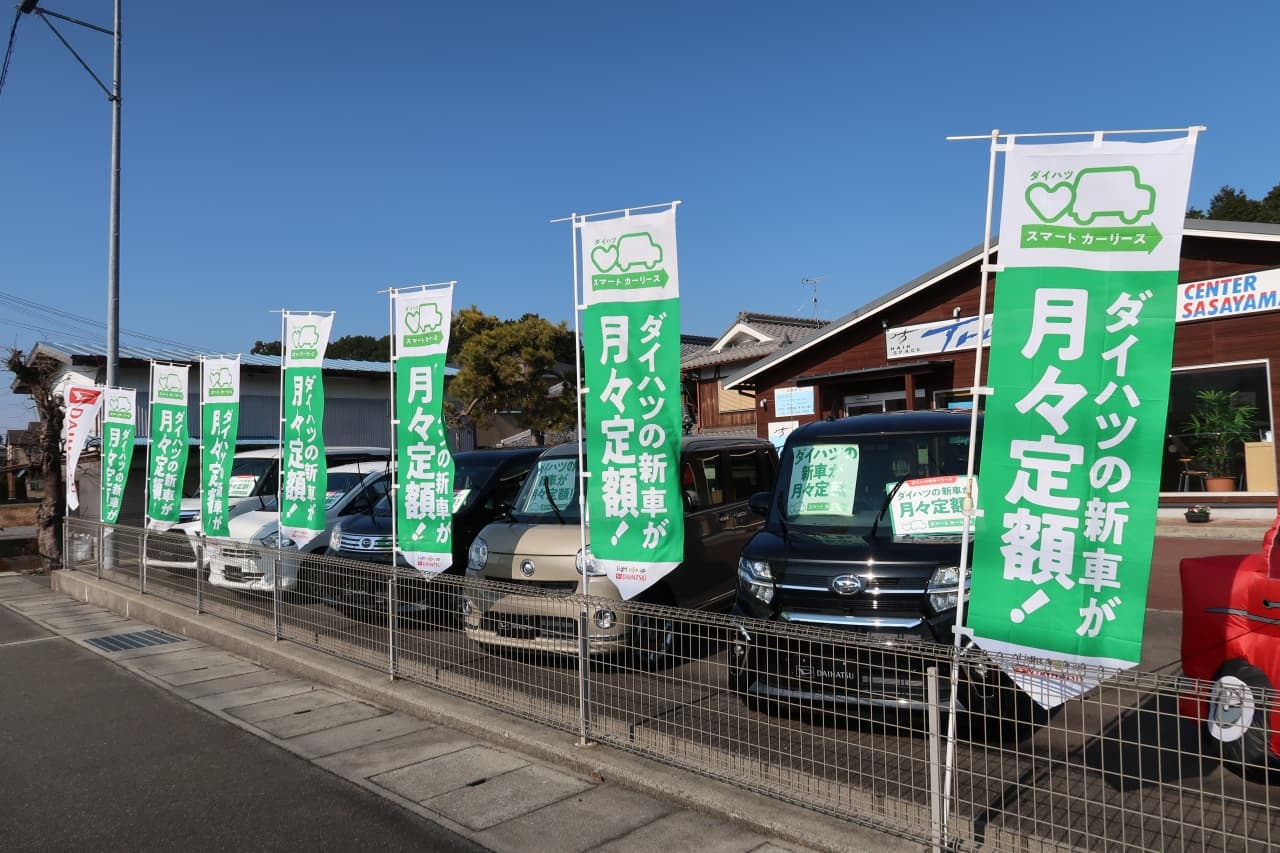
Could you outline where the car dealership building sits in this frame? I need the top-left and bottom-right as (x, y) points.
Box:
(724, 219), (1280, 504)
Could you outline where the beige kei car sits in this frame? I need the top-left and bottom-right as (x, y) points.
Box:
(461, 436), (778, 667)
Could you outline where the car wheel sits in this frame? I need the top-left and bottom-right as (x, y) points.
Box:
(1206, 659), (1275, 773)
(631, 612), (680, 671)
(293, 555), (324, 602)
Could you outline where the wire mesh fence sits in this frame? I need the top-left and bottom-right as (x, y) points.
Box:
(63, 518), (1280, 852)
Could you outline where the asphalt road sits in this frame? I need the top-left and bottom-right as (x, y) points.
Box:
(0, 602), (484, 853)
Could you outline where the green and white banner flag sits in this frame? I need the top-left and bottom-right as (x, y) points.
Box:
(100, 387), (136, 524)
(146, 362), (191, 531)
(392, 285), (455, 573)
(201, 357), (241, 537)
(281, 311), (333, 548)
(971, 135), (1198, 706)
(64, 385), (104, 513)
(578, 207), (684, 600)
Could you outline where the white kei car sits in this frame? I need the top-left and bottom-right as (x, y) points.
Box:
(207, 461), (391, 594)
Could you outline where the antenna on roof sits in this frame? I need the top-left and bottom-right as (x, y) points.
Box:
(800, 276), (825, 320)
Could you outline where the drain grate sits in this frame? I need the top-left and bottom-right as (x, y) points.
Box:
(85, 629), (184, 653)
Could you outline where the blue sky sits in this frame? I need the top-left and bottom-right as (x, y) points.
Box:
(2, 0), (1277, 433)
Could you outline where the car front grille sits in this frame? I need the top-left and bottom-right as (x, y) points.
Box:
(338, 532), (394, 553)
(481, 613), (578, 640)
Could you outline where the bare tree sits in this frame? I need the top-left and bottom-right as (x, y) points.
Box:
(5, 348), (65, 566)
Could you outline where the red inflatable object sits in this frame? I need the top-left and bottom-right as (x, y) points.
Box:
(1180, 501), (1280, 770)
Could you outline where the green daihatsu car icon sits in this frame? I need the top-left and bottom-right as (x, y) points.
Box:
(616, 232), (663, 271)
(1069, 167), (1156, 225)
(1028, 166), (1156, 227)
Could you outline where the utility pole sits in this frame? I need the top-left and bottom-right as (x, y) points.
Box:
(19, 1), (121, 387)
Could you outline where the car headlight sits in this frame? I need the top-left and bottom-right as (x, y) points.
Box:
(258, 528), (296, 550)
(738, 556), (775, 605)
(927, 565), (971, 613)
(575, 546), (606, 577)
(467, 536), (488, 575)
(328, 525), (343, 552)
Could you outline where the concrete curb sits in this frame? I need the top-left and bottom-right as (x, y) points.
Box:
(52, 570), (921, 853)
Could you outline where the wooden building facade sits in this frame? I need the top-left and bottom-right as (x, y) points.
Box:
(725, 220), (1280, 503)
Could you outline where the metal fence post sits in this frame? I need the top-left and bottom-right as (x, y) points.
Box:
(926, 665), (943, 853)
(195, 536), (205, 615)
(139, 529), (147, 595)
(387, 571), (398, 680)
(577, 594), (591, 745)
(273, 555), (282, 641)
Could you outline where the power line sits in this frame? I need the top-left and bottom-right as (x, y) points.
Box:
(0, 8), (23, 99)
(0, 289), (211, 350)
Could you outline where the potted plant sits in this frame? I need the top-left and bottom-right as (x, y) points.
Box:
(1183, 389), (1258, 491)
(1184, 504), (1211, 523)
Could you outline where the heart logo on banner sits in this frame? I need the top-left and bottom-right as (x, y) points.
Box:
(404, 306), (421, 334)
(1026, 183), (1074, 223)
(591, 245), (619, 273)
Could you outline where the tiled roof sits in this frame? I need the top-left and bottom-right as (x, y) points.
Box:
(680, 334), (716, 360)
(731, 312), (827, 341)
(683, 312), (828, 370)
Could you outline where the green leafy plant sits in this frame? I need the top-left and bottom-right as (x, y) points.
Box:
(1183, 389), (1258, 479)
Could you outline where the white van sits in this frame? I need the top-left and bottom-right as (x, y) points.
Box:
(207, 459), (391, 594)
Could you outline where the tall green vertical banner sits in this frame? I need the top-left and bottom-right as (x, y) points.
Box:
(280, 311), (333, 548)
(971, 134), (1199, 706)
(100, 388), (136, 524)
(201, 357), (241, 537)
(146, 362), (191, 531)
(391, 284), (455, 573)
(578, 206), (684, 600)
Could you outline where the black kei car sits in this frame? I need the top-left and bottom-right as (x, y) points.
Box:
(320, 446), (545, 616)
(728, 411), (1043, 729)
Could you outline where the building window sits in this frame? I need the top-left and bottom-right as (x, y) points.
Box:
(717, 381), (754, 414)
(933, 388), (982, 411)
(1163, 359), (1274, 493)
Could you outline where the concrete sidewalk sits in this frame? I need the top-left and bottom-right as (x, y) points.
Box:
(3, 571), (911, 853)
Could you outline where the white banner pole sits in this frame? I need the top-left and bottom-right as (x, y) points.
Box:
(569, 212), (591, 746)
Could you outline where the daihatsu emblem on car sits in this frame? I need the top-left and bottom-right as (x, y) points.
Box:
(832, 574), (864, 596)
(520, 560), (535, 577)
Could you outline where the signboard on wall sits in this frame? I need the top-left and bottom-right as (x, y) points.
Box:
(886, 314), (993, 359)
(773, 386), (814, 417)
(767, 420), (799, 451)
(1176, 267), (1280, 322)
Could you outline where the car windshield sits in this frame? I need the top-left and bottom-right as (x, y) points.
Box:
(325, 472), (371, 509)
(228, 457), (276, 498)
(368, 454), (509, 516)
(509, 455), (580, 523)
(779, 431), (978, 537)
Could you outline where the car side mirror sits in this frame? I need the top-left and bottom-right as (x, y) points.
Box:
(748, 491), (772, 516)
